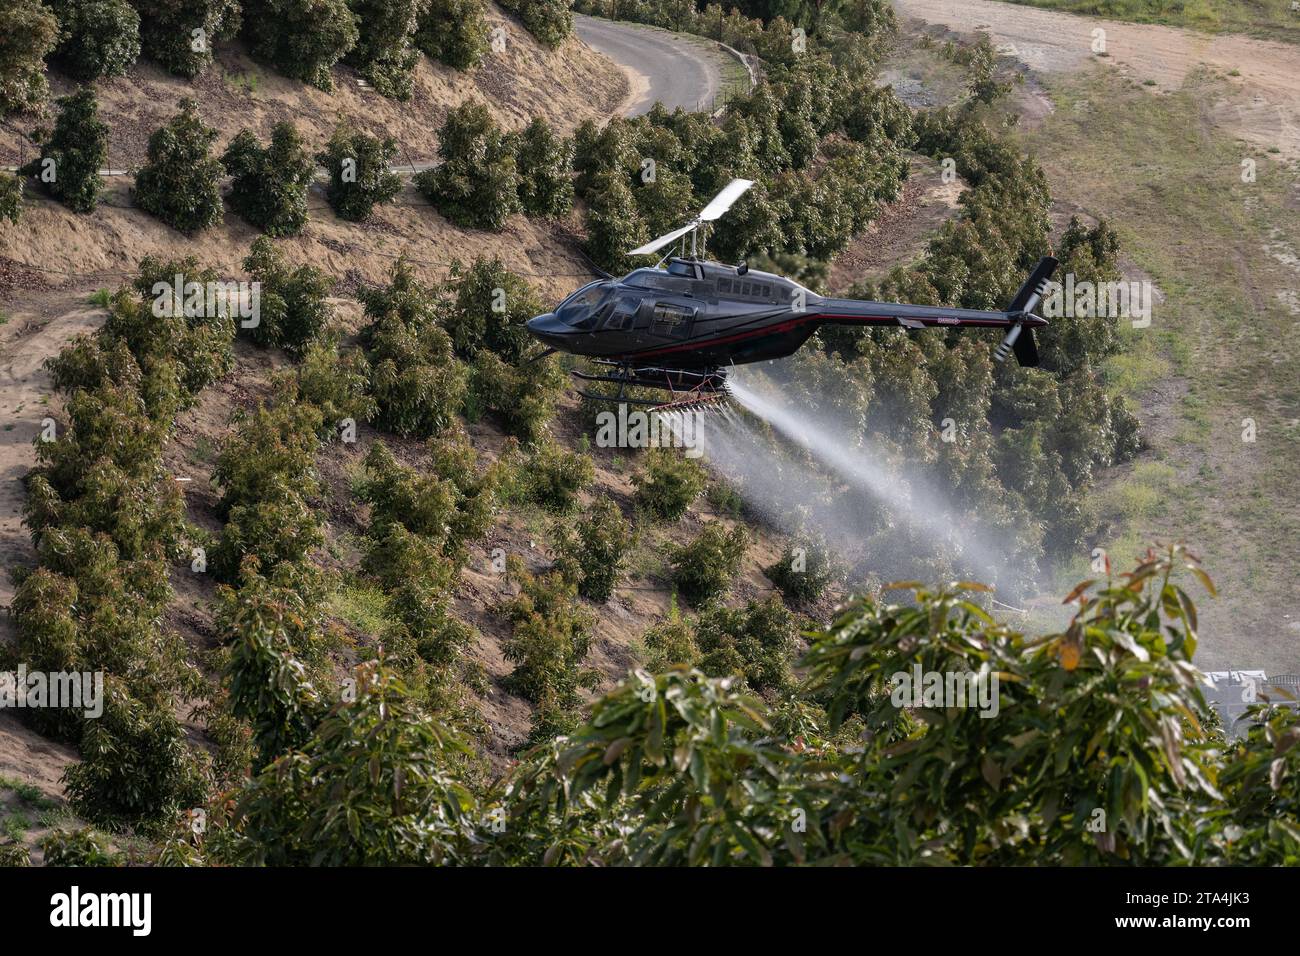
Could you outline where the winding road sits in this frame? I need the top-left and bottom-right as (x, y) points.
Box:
(575, 15), (731, 116)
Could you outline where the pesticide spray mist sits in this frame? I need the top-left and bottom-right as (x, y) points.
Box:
(658, 370), (1038, 601)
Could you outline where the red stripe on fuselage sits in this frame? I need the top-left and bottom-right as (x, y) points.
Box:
(632, 312), (1009, 360)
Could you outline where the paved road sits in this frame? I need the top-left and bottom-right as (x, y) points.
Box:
(575, 15), (727, 116)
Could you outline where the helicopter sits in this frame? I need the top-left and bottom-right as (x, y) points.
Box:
(526, 179), (1058, 409)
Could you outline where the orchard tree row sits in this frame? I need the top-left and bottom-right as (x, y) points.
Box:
(2, 91), (575, 235)
(0, 0), (572, 108)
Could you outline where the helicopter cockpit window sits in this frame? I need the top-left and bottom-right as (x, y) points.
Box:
(556, 282), (614, 329)
(604, 295), (640, 331)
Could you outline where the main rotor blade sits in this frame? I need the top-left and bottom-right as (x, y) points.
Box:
(629, 222), (697, 257)
(698, 178), (754, 221)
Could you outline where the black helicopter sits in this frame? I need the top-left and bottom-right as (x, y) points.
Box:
(527, 179), (1057, 409)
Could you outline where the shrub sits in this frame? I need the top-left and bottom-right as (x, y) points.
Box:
(640, 598), (698, 670)
(212, 403), (323, 518)
(523, 441), (593, 513)
(633, 446), (706, 521)
(63, 678), (209, 831)
(552, 498), (631, 602)
(243, 236), (335, 351)
(766, 537), (840, 606)
(468, 350), (565, 443)
(223, 123), (314, 236)
(668, 521), (748, 606)
(133, 0), (241, 78)
(416, 103), (521, 231)
(38, 828), (123, 866)
(21, 87), (108, 213)
(242, 0), (358, 90)
(0, 843), (30, 866)
(415, 0), (488, 70)
(318, 119), (401, 221)
(498, 0), (572, 48)
(217, 558), (329, 765)
(0, 0), (58, 116)
(0, 172), (23, 223)
(50, 0), (141, 81)
(501, 556), (598, 714)
(362, 261), (469, 437)
(345, 0), (422, 98)
(123, 256), (237, 403)
(695, 595), (798, 693)
(133, 98), (225, 234)
(292, 342), (376, 437)
(221, 663), (476, 865)
(583, 167), (648, 273)
(213, 487), (327, 582)
(440, 257), (539, 363)
(515, 118), (574, 217)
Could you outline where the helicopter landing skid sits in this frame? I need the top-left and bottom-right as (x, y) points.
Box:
(572, 362), (728, 411)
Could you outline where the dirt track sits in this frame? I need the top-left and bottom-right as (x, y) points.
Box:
(894, 0), (1300, 158)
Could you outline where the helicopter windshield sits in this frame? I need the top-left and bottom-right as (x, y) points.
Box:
(556, 282), (614, 329)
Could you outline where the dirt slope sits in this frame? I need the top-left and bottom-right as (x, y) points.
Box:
(893, 0), (1300, 158)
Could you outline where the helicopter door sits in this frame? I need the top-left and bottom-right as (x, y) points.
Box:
(651, 302), (695, 340)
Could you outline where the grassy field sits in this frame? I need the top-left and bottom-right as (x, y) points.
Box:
(1021, 67), (1300, 669)
(1001, 0), (1300, 44)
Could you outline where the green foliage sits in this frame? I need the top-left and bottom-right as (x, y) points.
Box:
(291, 341), (376, 436)
(220, 662), (477, 865)
(21, 88), (107, 213)
(0, 842), (30, 866)
(695, 596), (798, 694)
(211, 401), (325, 580)
(497, 546), (1265, 866)
(522, 441), (593, 513)
(358, 434), (499, 566)
(440, 257), (539, 362)
(243, 236), (335, 351)
(632, 446), (706, 521)
(133, 98), (225, 234)
(639, 599), (698, 671)
(582, 168), (648, 273)
(514, 118), (574, 218)
(501, 556), (598, 718)
(469, 350), (565, 443)
(242, 0), (359, 90)
(64, 677), (209, 831)
(415, 0), (488, 70)
(132, 0), (241, 78)
(766, 536), (840, 606)
(223, 123), (315, 236)
(50, 0), (141, 81)
(551, 498), (631, 602)
(360, 260), (469, 437)
(497, 0), (572, 48)
(317, 118), (401, 221)
(218, 558), (329, 766)
(0, 0), (57, 116)
(668, 521), (748, 607)
(0, 172), (24, 224)
(345, 0), (421, 98)
(39, 827), (123, 866)
(417, 102), (521, 231)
